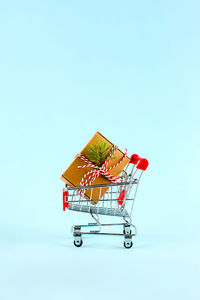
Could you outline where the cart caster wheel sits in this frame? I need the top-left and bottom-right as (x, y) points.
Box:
(124, 241), (133, 249)
(123, 229), (132, 234)
(74, 240), (83, 247)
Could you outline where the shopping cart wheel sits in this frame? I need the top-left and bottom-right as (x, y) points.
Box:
(124, 241), (133, 249)
(123, 229), (132, 234)
(74, 239), (83, 247)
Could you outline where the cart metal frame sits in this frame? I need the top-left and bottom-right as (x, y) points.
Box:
(62, 154), (148, 248)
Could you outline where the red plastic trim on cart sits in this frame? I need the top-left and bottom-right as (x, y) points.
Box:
(130, 154), (149, 171)
(117, 189), (125, 205)
(136, 158), (149, 171)
(130, 154), (140, 165)
(63, 188), (69, 211)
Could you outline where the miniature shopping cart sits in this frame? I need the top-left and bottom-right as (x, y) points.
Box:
(62, 154), (149, 248)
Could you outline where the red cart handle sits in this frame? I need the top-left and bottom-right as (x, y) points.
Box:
(63, 188), (69, 211)
(130, 154), (149, 171)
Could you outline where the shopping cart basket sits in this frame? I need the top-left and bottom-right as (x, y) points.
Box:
(62, 154), (149, 248)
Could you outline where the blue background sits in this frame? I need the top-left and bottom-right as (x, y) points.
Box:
(0, 1), (199, 299)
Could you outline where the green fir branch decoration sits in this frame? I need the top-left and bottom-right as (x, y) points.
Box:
(86, 140), (115, 167)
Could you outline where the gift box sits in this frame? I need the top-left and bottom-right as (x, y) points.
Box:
(60, 131), (130, 203)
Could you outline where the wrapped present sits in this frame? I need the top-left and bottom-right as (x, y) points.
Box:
(60, 131), (129, 203)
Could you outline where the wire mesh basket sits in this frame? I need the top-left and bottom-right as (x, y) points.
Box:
(62, 154), (149, 248)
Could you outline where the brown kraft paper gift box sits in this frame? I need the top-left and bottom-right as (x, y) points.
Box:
(60, 131), (130, 204)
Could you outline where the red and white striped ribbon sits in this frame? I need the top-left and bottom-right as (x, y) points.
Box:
(75, 145), (127, 196)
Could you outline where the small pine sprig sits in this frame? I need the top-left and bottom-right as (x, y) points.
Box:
(86, 140), (115, 167)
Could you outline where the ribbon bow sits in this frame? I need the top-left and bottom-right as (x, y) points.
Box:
(75, 145), (127, 196)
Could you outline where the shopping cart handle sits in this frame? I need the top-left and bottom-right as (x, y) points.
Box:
(130, 154), (149, 171)
(136, 158), (149, 171)
(130, 154), (140, 164)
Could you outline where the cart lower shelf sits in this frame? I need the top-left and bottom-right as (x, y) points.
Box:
(68, 203), (130, 218)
